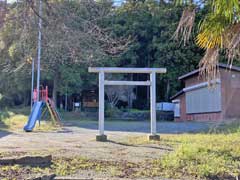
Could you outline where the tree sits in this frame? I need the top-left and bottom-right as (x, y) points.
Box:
(105, 85), (135, 108)
(0, 0), (130, 105)
(108, 0), (204, 104)
(173, 0), (240, 80)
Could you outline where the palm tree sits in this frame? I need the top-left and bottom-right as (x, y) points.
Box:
(173, 0), (240, 81)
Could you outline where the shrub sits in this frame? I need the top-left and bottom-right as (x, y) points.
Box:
(105, 103), (120, 118)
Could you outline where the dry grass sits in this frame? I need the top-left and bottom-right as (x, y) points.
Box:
(126, 132), (240, 179)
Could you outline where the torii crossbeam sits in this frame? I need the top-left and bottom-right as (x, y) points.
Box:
(89, 67), (167, 141)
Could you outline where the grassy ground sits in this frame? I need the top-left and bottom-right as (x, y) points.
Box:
(0, 107), (240, 179)
(0, 106), (60, 132)
(126, 133), (240, 179)
(0, 155), (139, 179)
(1, 132), (239, 179)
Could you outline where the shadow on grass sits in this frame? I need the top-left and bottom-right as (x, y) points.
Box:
(0, 129), (11, 139)
(107, 139), (173, 151)
(0, 110), (11, 138)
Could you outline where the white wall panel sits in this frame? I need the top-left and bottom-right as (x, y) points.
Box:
(174, 102), (180, 117)
(186, 84), (221, 113)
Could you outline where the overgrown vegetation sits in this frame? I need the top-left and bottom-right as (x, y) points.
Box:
(127, 131), (240, 180)
(211, 120), (240, 134)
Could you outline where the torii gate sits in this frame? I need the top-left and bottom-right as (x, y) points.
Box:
(89, 67), (167, 141)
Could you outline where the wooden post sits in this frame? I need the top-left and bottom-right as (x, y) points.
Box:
(149, 72), (160, 140)
(97, 71), (107, 141)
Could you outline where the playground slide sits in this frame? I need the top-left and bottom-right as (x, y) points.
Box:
(24, 101), (43, 132)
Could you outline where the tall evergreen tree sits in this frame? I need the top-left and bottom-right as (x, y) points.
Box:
(110, 0), (204, 105)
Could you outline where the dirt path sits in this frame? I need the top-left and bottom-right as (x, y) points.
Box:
(0, 130), (167, 163)
(0, 121), (211, 163)
(0, 121), (213, 179)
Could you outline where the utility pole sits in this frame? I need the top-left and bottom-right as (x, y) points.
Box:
(31, 58), (35, 110)
(36, 0), (42, 101)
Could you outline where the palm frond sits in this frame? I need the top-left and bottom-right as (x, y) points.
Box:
(172, 7), (195, 45)
(175, 0), (240, 81)
(212, 0), (240, 23)
(224, 23), (240, 66)
(199, 47), (220, 82)
(196, 14), (228, 49)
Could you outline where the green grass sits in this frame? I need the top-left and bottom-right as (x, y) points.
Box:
(126, 132), (240, 179)
(50, 157), (122, 177)
(0, 107), (60, 132)
(122, 108), (149, 113)
(210, 120), (240, 134)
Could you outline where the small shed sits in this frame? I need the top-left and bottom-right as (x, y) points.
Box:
(170, 63), (240, 122)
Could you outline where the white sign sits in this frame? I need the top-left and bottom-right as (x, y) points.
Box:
(74, 102), (80, 107)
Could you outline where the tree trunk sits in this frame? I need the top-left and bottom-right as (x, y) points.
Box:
(159, 0), (165, 4)
(165, 79), (170, 101)
(53, 72), (59, 106)
(65, 93), (67, 111)
(127, 74), (133, 109)
(128, 89), (132, 109)
(24, 91), (30, 106)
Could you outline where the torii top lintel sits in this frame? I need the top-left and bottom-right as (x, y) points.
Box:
(88, 67), (167, 74)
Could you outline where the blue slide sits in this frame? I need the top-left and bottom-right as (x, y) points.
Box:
(24, 101), (43, 132)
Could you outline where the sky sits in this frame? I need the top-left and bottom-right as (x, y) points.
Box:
(4, 0), (125, 7)
(6, 0), (125, 4)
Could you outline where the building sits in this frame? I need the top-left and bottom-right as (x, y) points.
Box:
(171, 63), (240, 122)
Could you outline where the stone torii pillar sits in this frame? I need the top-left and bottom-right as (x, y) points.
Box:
(89, 67), (167, 141)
